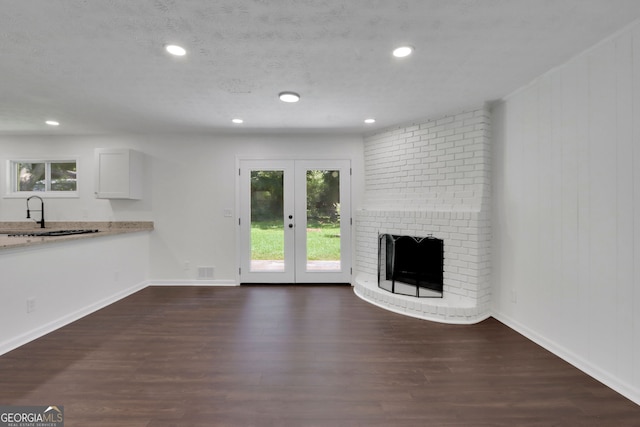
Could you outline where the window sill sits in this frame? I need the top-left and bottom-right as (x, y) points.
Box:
(3, 192), (79, 199)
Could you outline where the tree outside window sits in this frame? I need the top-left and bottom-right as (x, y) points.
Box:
(13, 161), (77, 192)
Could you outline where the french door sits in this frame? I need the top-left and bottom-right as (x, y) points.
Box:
(239, 159), (351, 283)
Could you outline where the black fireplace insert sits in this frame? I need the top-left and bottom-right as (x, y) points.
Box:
(378, 234), (444, 298)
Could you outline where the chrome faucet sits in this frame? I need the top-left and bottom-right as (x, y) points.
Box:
(26, 195), (45, 228)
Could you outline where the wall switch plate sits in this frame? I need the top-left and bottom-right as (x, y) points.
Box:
(223, 209), (233, 217)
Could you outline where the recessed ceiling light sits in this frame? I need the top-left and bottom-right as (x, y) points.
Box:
(165, 44), (186, 56)
(45, 120), (60, 126)
(392, 46), (414, 58)
(279, 92), (300, 103)
(232, 118), (244, 124)
(364, 118), (376, 124)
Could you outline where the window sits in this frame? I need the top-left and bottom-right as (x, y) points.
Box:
(7, 159), (78, 197)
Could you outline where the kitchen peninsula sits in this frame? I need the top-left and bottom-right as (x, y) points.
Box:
(0, 221), (153, 356)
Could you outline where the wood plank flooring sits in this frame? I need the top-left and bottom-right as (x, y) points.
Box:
(0, 285), (638, 426)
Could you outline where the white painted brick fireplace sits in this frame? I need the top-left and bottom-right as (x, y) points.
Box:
(354, 105), (492, 324)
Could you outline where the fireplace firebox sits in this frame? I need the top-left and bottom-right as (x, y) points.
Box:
(378, 234), (444, 298)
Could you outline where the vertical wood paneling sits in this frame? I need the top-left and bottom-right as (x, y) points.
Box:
(500, 96), (523, 316)
(574, 54), (592, 360)
(549, 71), (567, 342)
(632, 25), (640, 390)
(614, 32), (635, 381)
(490, 102), (507, 309)
(519, 86), (540, 322)
(587, 40), (618, 370)
(537, 75), (554, 332)
(493, 20), (640, 400)
(559, 61), (581, 352)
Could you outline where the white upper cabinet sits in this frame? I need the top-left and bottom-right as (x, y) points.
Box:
(95, 148), (143, 199)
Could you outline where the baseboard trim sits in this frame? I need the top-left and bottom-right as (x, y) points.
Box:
(0, 280), (149, 357)
(492, 311), (640, 406)
(149, 280), (238, 287)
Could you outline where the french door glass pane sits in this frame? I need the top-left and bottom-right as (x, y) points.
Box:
(250, 170), (285, 272)
(306, 170), (341, 271)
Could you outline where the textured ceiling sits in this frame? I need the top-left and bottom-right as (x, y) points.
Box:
(2, 0), (640, 135)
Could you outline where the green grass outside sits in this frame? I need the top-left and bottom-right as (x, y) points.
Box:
(251, 220), (340, 260)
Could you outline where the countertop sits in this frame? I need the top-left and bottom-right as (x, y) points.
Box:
(0, 221), (154, 250)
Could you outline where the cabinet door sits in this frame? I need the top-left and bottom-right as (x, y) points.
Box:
(95, 148), (142, 199)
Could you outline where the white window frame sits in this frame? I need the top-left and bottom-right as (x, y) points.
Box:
(5, 158), (79, 198)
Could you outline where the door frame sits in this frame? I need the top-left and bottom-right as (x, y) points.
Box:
(236, 157), (352, 284)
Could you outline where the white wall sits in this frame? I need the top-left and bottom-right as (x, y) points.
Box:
(492, 22), (640, 404)
(0, 133), (364, 283)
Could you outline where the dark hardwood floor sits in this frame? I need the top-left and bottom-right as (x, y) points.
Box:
(0, 285), (638, 426)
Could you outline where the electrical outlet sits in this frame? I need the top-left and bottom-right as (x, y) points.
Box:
(114, 271), (120, 282)
(183, 261), (190, 270)
(26, 298), (36, 313)
(510, 289), (517, 303)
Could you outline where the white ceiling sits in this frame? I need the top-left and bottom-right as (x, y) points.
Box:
(2, 0), (640, 135)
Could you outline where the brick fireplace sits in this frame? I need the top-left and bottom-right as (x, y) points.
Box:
(354, 105), (492, 324)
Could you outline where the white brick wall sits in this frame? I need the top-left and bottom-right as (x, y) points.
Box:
(363, 106), (491, 211)
(354, 105), (492, 323)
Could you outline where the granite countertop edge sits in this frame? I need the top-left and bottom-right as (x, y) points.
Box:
(0, 221), (154, 250)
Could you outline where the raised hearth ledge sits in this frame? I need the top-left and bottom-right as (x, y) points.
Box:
(354, 273), (491, 325)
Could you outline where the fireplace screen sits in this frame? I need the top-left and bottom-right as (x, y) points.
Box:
(378, 234), (444, 298)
